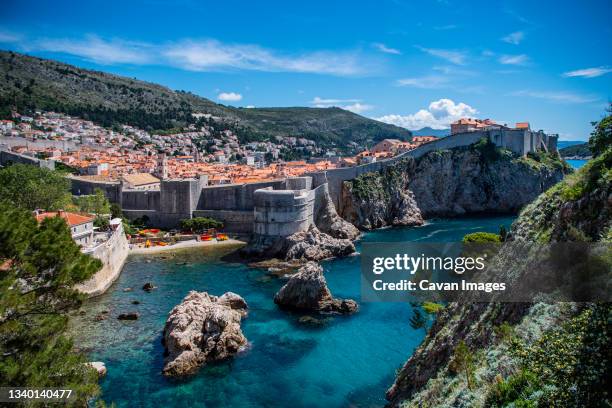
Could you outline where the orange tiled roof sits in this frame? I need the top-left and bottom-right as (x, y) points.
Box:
(35, 211), (94, 226)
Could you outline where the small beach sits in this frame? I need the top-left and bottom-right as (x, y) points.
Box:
(129, 238), (245, 255)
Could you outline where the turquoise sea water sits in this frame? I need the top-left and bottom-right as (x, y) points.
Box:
(71, 216), (514, 408)
(566, 159), (587, 169)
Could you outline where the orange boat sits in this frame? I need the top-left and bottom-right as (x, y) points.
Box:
(200, 234), (213, 241)
(216, 233), (228, 241)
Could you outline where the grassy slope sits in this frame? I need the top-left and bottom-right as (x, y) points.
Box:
(558, 142), (591, 158)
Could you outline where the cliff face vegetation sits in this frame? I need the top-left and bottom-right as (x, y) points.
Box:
(386, 147), (611, 407)
(341, 140), (570, 230)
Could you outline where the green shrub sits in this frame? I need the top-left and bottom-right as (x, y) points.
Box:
(495, 303), (612, 407)
(493, 322), (515, 343)
(472, 137), (502, 162)
(462, 232), (501, 243)
(422, 301), (444, 314)
(180, 217), (223, 233)
(486, 369), (541, 407)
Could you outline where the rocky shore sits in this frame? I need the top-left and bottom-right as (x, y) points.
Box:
(274, 262), (358, 314)
(162, 291), (248, 377)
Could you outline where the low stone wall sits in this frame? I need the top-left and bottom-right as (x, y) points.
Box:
(0, 149), (55, 170)
(0, 135), (78, 151)
(76, 223), (129, 297)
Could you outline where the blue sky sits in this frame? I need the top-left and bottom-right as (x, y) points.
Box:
(0, 0), (610, 140)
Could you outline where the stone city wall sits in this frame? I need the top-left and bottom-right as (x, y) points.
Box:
(64, 130), (557, 231)
(76, 223), (130, 297)
(0, 149), (55, 170)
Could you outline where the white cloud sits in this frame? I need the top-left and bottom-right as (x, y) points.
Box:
(12, 33), (373, 76)
(310, 97), (373, 114)
(375, 98), (477, 130)
(0, 31), (21, 43)
(433, 24), (457, 30)
(163, 39), (368, 76)
(510, 90), (598, 104)
(342, 103), (374, 114)
(396, 75), (449, 89)
(417, 46), (467, 65)
(217, 92), (243, 102)
(245, 105), (255, 108)
(34, 35), (152, 65)
(499, 54), (529, 65)
(311, 97), (361, 105)
(433, 65), (476, 76)
(562, 66), (612, 78)
(501, 31), (525, 45)
(372, 42), (401, 55)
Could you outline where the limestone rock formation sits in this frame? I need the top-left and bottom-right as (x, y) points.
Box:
(315, 184), (361, 240)
(87, 361), (107, 377)
(274, 262), (358, 314)
(162, 291), (248, 377)
(341, 146), (569, 229)
(275, 225), (355, 262)
(341, 164), (424, 230)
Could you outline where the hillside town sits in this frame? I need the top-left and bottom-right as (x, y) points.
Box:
(0, 110), (440, 184)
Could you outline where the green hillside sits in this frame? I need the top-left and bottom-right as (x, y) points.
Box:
(0, 50), (411, 147)
(559, 142), (591, 158)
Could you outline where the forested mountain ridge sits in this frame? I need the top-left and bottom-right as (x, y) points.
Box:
(0, 50), (411, 147)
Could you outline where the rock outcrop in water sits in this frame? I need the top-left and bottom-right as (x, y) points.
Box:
(342, 144), (570, 229)
(386, 149), (610, 407)
(270, 225), (355, 262)
(162, 291), (248, 377)
(274, 262), (358, 314)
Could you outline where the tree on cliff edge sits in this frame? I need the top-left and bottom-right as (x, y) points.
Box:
(0, 203), (102, 403)
(589, 103), (612, 157)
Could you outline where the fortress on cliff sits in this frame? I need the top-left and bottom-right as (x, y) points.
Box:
(2, 128), (558, 246)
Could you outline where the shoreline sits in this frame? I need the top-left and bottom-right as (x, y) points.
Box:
(129, 238), (246, 255)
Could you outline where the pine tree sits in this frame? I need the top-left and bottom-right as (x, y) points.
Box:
(409, 308), (427, 332)
(0, 164), (72, 211)
(0, 203), (102, 404)
(450, 340), (475, 390)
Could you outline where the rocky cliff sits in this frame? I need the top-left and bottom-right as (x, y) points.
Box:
(341, 142), (570, 229)
(386, 149), (610, 407)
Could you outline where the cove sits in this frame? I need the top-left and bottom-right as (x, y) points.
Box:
(70, 215), (514, 408)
